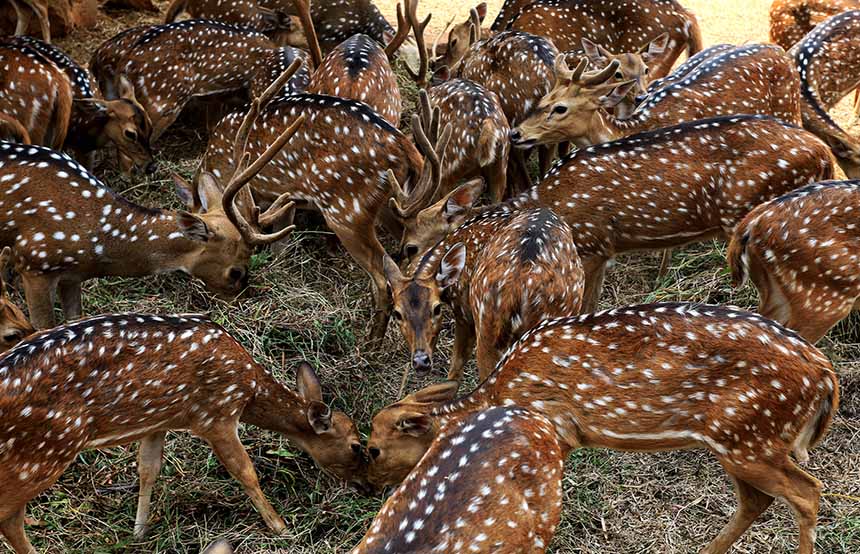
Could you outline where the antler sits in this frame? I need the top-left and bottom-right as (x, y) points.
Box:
(221, 59), (306, 246)
(469, 7), (482, 42)
(431, 15), (455, 59)
(291, 0), (322, 68)
(388, 90), (452, 219)
(404, 0), (430, 85)
(384, 1), (412, 58)
(582, 60), (620, 86)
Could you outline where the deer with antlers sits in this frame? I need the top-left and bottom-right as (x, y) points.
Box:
(385, 203), (583, 383)
(0, 65), (303, 329)
(770, 0), (860, 50)
(1, 36), (155, 173)
(367, 303), (839, 554)
(728, 180), (860, 343)
(354, 406), (564, 554)
(789, 10), (860, 179)
(0, 248), (34, 354)
(0, 314), (366, 553)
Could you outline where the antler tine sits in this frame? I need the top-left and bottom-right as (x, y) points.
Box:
(404, 0), (430, 85)
(387, 169), (412, 218)
(291, 0), (322, 68)
(258, 192), (296, 228)
(417, 89), (432, 136)
(571, 56), (588, 82)
(413, 122), (452, 213)
(583, 59), (620, 86)
(432, 16), (455, 59)
(384, 1), (411, 58)
(468, 21), (477, 47)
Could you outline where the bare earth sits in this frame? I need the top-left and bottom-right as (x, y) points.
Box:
(11, 0), (859, 553)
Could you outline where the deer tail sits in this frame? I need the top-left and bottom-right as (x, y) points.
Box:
(48, 77), (73, 149)
(0, 114), (31, 144)
(726, 219), (753, 289)
(793, 372), (839, 463)
(477, 118), (502, 168)
(164, 0), (188, 23)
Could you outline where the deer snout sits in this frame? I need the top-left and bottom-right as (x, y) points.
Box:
(510, 128), (535, 149)
(412, 350), (432, 373)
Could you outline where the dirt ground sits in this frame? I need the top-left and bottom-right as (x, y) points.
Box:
(5, 0), (858, 553)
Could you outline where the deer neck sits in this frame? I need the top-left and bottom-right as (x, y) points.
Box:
(240, 370), (313, 441)
(67, 104), (110, 153)
(588, 108), (643, 145)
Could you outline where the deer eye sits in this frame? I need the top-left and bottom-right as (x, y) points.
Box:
(405, 244), (419, 258)
(124, 129), (138, 141)
(2, 331), (22, 343)
(644, 67), (650, 74)
(433, 304), (442, 317)
(350, 443), (362, 454)
(551, 105), (567, 115)
(369, 447), (381, 459)
(392, 310), (403, 322)
(451, 38), (458, 47)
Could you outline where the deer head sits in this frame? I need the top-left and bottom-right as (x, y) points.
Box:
(0, 247), (34, 352)
(384, 242), (466, 373)
(366, 380), (459, 488)
(510, 56), (634, 148)
(431, 2), (486, 72)
(580, 33), (669, 106)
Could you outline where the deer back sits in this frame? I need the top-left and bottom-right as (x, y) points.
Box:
(90, 25), (150, 98)
(2, 35), (94, 97)
(458, 31), (557, 126)
(355, 406), (563, 554)
(0, 44), (72, 149)
(728, 179), (860, 341)
(791, 10), (860, 178)
(308, 34), (401, 126)
(166, 0), (294, 35)
(250, 46), (311, 99)
(201, 93), (423, 227)
(427, 78), (509, 192)
(769, 0), (860, 50)
(643, 43), (735, 96)
(511, 115), (834, 261)
(507, 0), (701, 78)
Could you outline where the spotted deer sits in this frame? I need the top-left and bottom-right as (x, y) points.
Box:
(193, 88), (449, 341)
(90, 20), (307, 141)
(769, 0), (860, 50)
(511, 44), (802, 149)
(790, 10), (860, 179)
(641, 42), (735, 99)
(164, 0), (308, 47)
(385, 204), (583, 382)
(512, 115), (834, 311)
(354, 406), (563, 554)
(1, 36), (155, 173)
(0, 42), (72, 150)
(0, 314), (366, 553)
(0, 248), (34, 354)
(728, 180), (860, 343)
(0, 66), (303, 329)
(368, 303), (839, 554)
(0, 116), (29, 144)
(8, 0), (50, 42)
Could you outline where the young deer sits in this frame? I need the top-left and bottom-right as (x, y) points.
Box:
(0, 66), (303, 329)
(728, 180), (860, 342)
(8, 0), (50, 42)
(1, 36), (155, 173)
(0, 42), (72, 150)
(353, 406), (564, 554)
(790, 10), (860, 178)
(90, 20), (299, 141)
(367, 303), (839, 554)
(770, 0), (860, 50)
(511, 115), (834, 311)
(0, 248), (34, 354)
(164, 0), (308, 47)
(511, 44), (802, 149)
(0, 313), (366, 553)
(385, 204), (583, 382)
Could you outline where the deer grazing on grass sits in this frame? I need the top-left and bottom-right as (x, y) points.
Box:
(8, 0), (50, 42)
(728, 180), (860, 343)
(789, 10), (860, 178)
(368, 303), (839, 554)
(164, 0), (308, 47)
(0, 314), (367, 553)
(0, 66), (303, 329)
(0, 248), (34, 354)
(509, 115), (834, 311)
(354, 406), (563, 554)
(385, 204), (583, 382)
(1, 36), (155, 173)
(769, 0), (860, 50)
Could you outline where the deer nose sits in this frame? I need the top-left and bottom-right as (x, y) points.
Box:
(510, 128), (522, 142)
(412, 350), (432, 373)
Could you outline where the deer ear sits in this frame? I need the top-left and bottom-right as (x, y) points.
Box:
(296, 361), (323, 402)
(641, 32), (669, 63)
(383, 254), (403, 287)
(442, 179), (483, 222)
(176, 211), (211, 242)
(201, 540), (234, 554)
(475, 2), (487, 20)
(581, 38), (603, 63)
(117, 74), (137, 103)
(197, 172), (223, 212)
(412, 380), (459, 403)
(600, 81), (636, 109)
(172, 172), (196, 209)
(436, 243), (466, 288)
(307, 400), (333, 434)
(395, 412), (434, 437)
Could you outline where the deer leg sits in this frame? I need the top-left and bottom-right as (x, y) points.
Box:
(133, 431), (166, 539)
(58, 280), (82, 322)
(483, 154), (508, 203)
(509, 149), (533, 193)
(580, 256), (608, 313)
(699, 477), (774, 554)
(0, 505), (35, 554)
(447, 316), (475, 383)
(205, 423), (287, 534)
(21, 273), (56, 329)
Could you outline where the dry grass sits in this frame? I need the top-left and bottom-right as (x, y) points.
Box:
(6, 0), (858, 553)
